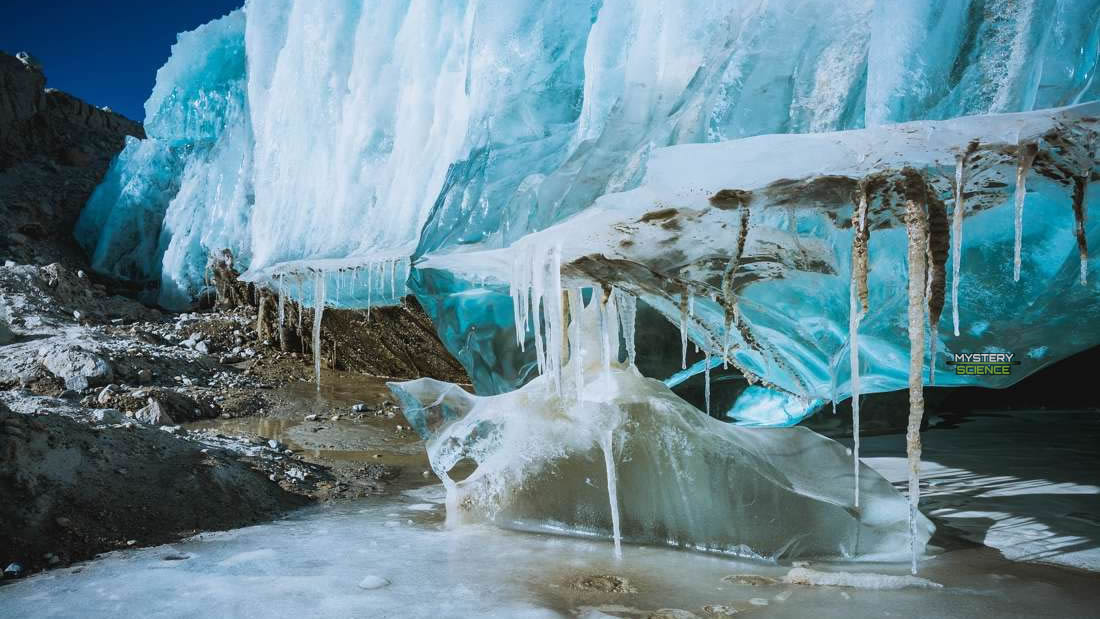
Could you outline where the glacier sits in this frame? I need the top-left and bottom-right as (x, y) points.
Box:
(71, 0), (1100, 567)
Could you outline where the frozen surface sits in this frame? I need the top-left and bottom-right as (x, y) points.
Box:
(860, 410), (1100, 572)
(2, 477), (1099, 619)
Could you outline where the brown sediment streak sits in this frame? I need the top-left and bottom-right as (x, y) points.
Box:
(1073, 174), (1088, 285)
(924, 185), (948, 330)
(852, 180), (871, 314)
(905, 194), (928, 576)
(717, 192), (751, 359)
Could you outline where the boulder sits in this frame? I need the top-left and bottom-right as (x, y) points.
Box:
(39, 345), (112, 387)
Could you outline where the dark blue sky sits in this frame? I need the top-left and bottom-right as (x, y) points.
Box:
(1, 1), (243, 122)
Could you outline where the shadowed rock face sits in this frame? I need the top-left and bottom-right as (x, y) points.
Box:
(0, 51), (145, 268)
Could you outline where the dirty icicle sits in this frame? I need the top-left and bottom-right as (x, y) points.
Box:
(312, 272), (326, 391)
(1073, 174), (1089, 285)
(849, 181), (870, 508)
(1014, 142), (1038, 282)
(721, 198), (750, 362)
(925, 182), (949, 387)
(905, 194), (929, 575)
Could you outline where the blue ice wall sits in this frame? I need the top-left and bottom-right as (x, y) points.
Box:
(77, 0), (1100, 418)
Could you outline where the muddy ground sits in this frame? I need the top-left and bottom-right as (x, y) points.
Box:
(0, 259), (467, 579)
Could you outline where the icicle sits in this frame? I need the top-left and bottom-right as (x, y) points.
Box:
(335, 269), (342, 302)
(600, 430), (623, 560)
(531, 248), (547, 378)
(296, 276), (304, 331)
(312, 271), (327, 391)
(688, 294), (694, 317)
(599, 289), (612, 382)
(721, 199), (751, 364)
(951, 141), (977, 337)
(1014, 142), (1038, 282)
(704, 350), (712, 416)
(568, 288), (584, 395)
(277, 274), (286, 329)
(849, 181), (870, 509)
(548, 244), (564, 393)
(1073, 174), (1089, 285)
(905, 195), (929, 575)
(615, 290), (637, 367)
(679, 290), (689, 370)
(391, 258), (399, 298)
(366, 262), (373, 321)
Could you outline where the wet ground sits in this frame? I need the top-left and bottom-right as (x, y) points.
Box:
(187, 373), (442, 490)
(3, 378), (1098, 617)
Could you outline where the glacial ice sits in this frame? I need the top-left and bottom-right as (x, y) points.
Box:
(390, 290), (931, 560)
(64, 0), (1100, 573)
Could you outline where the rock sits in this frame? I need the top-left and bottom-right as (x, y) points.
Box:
(59, 389), (79, 400)
(357, 575), (390, 590)
(3, 562), (23, 578)
(0, 319), (14, 345)
(267, 439), (283, 450)
(304, 414), (318, 421)
(96, 385), (117, 405)
(351, 403), (367, 412)
(64, 376), (90, 392)
(136, 368), (153, 384)
(195, 341), (210, 354)
(89, 409), (125, 424)
(133, 400), (175, 425)
(329, 414), (341, 421)
(40, 345), (112, 387)
(55, 517), (72, 528)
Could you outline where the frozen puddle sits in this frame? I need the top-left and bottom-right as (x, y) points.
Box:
(2, 484), (1099, 618)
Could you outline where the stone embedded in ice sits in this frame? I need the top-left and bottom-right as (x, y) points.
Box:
(357, 575), (390, 590)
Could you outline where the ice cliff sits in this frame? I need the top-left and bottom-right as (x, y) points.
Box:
(73, 0), (1100, 568)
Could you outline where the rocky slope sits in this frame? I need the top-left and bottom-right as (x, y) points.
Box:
(0, 54), (466, 579)
(0, 51), (144, 268)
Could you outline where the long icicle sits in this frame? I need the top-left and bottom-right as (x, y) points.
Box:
(679, 289), (689, 370)
(1014, 142), (1038, 282)
(600, 430), (623, 560)
(951, 141), (978, 336)
(905, 191), (929, 575)
(277, 274), (286, 329)
(704, 350), (712, 416)
(312, 271), (326, 391)
(850, 181), (870, 508)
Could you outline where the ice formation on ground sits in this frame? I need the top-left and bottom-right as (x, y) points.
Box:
(390, 293), (932, 561)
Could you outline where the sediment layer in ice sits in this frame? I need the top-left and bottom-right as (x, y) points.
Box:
(420, 102), (1100, 408)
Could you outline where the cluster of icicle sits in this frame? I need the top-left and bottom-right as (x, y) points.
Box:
(847, 133), (1093, 573)
(271, 258), (410, 390)
(508, 242), (638, 558)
